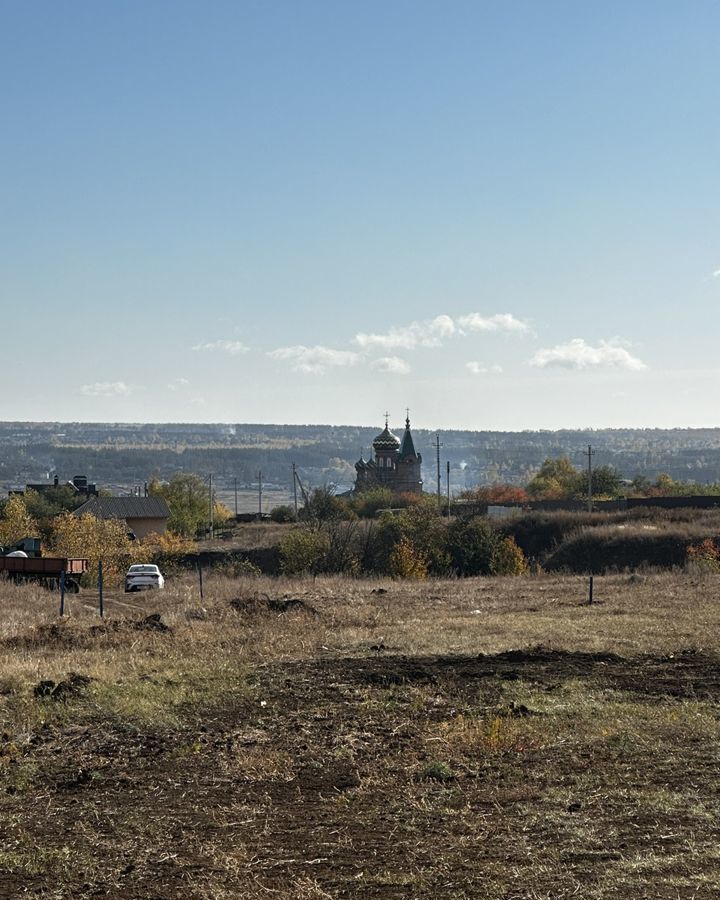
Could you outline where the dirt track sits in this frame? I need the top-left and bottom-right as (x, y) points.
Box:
(3, 647), (720, 898)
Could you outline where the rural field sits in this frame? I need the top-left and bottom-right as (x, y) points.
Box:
(1, 571), (720, 898)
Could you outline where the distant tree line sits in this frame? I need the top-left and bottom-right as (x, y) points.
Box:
(459, 456), (720, 503)
(7, 423), (720, 494)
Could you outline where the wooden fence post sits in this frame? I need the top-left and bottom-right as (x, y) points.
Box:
(98, 560), (104, 618)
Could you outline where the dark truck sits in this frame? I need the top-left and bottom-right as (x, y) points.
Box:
(0, 555), (89, 593)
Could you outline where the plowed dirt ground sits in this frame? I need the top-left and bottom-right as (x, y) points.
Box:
(1, 573), (720, 898)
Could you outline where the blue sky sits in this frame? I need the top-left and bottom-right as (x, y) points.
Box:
(2, 1), (719, 429)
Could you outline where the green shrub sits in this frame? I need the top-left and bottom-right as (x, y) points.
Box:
(422, 760), (454, 781)
(228, 558), (263, 577)
(447, 516), (497, 576)
(279, 528), (329, 576)
(367, 504), (450, 576)
(299, 487), (355, 523)
(270, 504), (296, 523)
(349, 487), (396, 518)
(491, 536), (528, 575)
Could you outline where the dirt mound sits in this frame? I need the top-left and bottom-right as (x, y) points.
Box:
(230, 595), (317, 616)
(34, 673), (93, 702)
(133, 613), (171, 633)
(2, 614), (173, 653)
(360, 663), (437, 686)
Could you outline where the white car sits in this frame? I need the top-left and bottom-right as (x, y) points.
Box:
(125, 564), (165, 592)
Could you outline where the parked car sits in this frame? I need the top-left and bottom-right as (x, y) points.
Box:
(125, 564), (165, 592)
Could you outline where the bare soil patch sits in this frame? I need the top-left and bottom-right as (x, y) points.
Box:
(2, 572), (720, 898)
(2, 647), (720, 897)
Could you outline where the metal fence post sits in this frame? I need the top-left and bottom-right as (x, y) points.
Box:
(59, 570), (65, 617)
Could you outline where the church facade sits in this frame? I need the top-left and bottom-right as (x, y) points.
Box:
(354, 415), (423, 495)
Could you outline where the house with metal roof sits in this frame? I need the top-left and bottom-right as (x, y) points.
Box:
(354, 414), (423, 495)
(73, 496), (171, 539)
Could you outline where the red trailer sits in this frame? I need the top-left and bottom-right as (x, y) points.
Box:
(0, 556), (89, 592)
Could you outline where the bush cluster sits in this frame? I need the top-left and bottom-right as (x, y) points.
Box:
(278, 503), (720, 578)
(278, 507), (528, 578)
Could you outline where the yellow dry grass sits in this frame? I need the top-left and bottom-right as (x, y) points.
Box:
(1, 570), (718, 713)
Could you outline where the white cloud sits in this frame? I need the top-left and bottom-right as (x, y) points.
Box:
(529, 338), (647, 371)
(713, 269), (720, 278)
(268, 345), (361, 374)
(80, 381), (132, 397)
(192, 340), (249, 355)
(371, 356), (412, 374)
(167, 378), (190, 391)
(458, 312), (529, 334)
(269, 310), (527, 376)
(466, 362), (503, 375)
(354, 311), (528, 351)
(354, 314), (456, 350)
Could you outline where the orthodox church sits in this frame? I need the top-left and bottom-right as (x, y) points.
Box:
(354, 414), (423, 495)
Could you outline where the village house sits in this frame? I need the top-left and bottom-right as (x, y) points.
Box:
(73, 496), (170, 540)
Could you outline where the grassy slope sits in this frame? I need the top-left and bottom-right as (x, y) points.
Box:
(1, 573), (720, 897)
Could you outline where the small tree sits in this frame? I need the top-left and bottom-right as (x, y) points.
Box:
(213, 500), (234, 528)
(149, 473), (209, 537)
(389, 537), (428, 579)
(22, 486), (86, 520)
(50, 511), (135, 586)
(527, 457), (581, 499)
(322, 519), (364, 574)
(0, 496), (38, 547)
(575, 465), (623, 499)
(491, 536), (528, 576)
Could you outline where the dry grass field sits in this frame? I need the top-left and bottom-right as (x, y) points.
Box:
(2, 571), (720, 898)
(198, 522), (295, 551)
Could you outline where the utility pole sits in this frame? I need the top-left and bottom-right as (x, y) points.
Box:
(435, 433), (443, 503)
(234, 477), (238, 518)
(208, 473), (214, 538)
(258, 470), (263, 518)
(446, 460), (451, 516)
(292, 462), (298, 519)
(586, 444), (595, 513)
